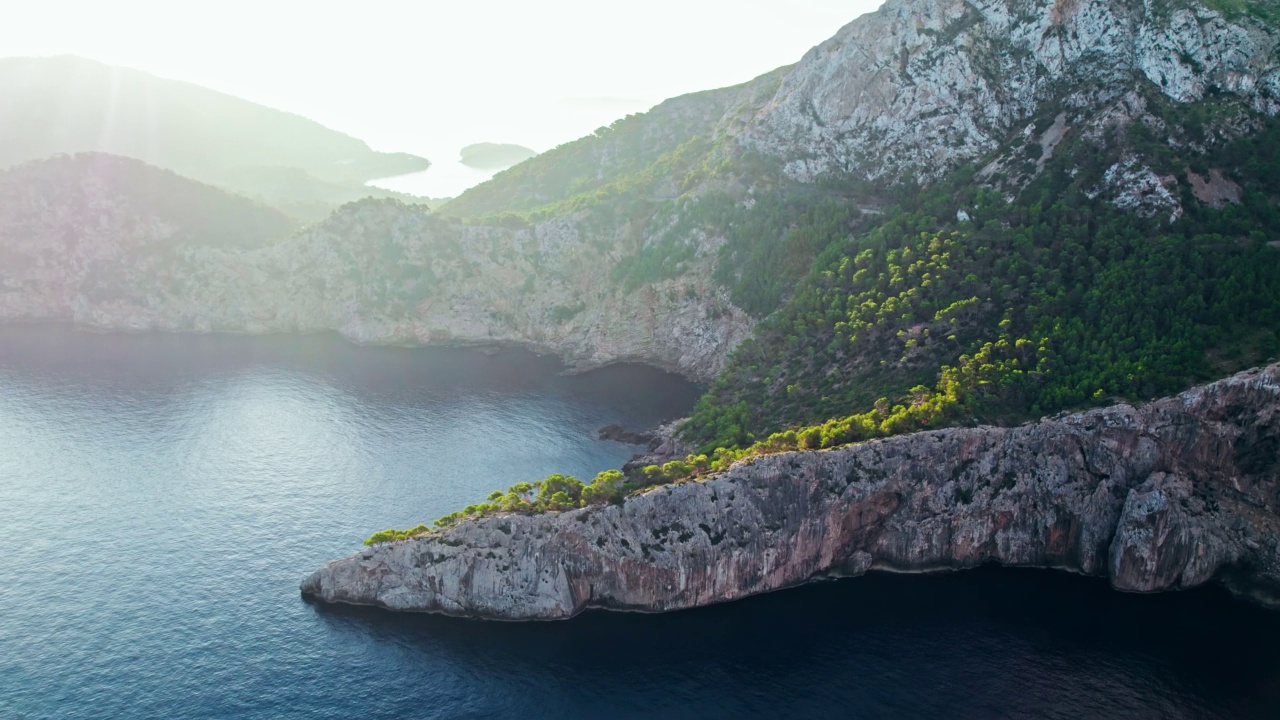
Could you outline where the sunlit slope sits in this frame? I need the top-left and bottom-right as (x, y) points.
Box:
(0, 153), (296, 321)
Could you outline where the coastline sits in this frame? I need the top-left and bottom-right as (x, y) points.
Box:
(0, 319), (712, 382)
(302, 363), (1280, 620)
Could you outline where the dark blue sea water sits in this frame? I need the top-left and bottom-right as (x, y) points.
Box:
(1, 326), (1279, 719)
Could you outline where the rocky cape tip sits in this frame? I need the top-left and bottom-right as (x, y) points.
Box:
(302, 363), (1280, 620)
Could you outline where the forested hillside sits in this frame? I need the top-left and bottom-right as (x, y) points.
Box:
(337, 0), (1280, 543)
(440, 0), (1280, 457)
(401, 91), (1280, 531)
(446, 0), (1280, 458)
(7, 0), (1280, 471)
(682, 98), (1280, 452)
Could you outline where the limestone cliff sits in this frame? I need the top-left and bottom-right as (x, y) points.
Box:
(302, 363), (1280, 619)
(741, 0), (1280, 188)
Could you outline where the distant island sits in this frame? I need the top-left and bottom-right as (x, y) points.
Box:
(459, 143), (537, 170)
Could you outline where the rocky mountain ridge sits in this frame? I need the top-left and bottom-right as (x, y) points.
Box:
(741, 0), (1280, 190)
(302, 362), (1280, 619)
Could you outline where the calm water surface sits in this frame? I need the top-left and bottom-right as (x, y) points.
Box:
(1, 326), (1279, 719)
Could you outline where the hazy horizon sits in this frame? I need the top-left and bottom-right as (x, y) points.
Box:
(4, 0), (884, 196)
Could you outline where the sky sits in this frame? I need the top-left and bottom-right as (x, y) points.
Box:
(3, 1), (885, 195)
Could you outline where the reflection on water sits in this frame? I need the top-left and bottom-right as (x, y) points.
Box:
(1, 325), (1278, 719)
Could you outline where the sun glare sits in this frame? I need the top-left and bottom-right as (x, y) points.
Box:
(3, 0), (881, 161)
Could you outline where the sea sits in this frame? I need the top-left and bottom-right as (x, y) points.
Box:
(1, 325), (1278, 719)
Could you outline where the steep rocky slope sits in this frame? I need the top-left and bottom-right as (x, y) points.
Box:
(742, 0), (1280, 187)
(302, 362), (1280, 619)
(447, 0), (1280, 220)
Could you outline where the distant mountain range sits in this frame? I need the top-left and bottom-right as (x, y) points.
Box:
(0, 153), (294, 249)
(0, 56), (431, 221)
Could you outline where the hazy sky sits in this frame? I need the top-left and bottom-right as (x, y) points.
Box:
(5, 1), (885, 194)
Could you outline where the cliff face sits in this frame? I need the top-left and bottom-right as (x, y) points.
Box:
(302, 363), (1280, 619)
(0, 160), (752, 380)
(741, 0), (1280, 186)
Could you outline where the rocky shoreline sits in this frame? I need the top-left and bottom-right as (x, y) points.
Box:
(301, 363), (1280, 619)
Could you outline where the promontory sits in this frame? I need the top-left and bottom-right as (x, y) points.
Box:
(302, 363), (1280, 619)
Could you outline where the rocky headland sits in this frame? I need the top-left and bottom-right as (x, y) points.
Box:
(302, 363), (1280, 619)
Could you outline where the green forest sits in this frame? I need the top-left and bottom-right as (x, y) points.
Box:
(681, 110), (1280, 452)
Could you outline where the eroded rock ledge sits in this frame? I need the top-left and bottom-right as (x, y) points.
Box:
(302, 364), (1280, 619)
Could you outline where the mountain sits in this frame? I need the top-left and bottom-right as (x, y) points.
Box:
(208, 164), (435, 225)
(740, 0), (1280, 187)
(458, 143), (538, 170)
(0, 159), (750, 375)
(439, 69), (788, 218)
(676, 0), (1280, 449)
(0, 56), (430, 219)
(2, 0), (1279, 414)
(317, 0), (1280, 604)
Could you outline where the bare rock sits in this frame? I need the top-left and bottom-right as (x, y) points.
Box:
(303, 364), (1280, 619)
(598, 424), (659, 447)
(622, 419), (696, 472)
(739, 0), (1280, 186)
(1187, 168), (1244, 208)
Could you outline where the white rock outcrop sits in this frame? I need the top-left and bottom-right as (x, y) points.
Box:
(738, 0), (1280, 183)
